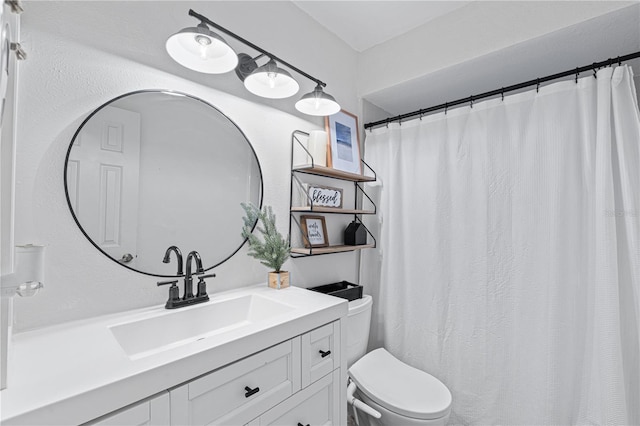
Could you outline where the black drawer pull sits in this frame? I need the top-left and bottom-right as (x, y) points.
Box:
(244, 386), (260, 398)
(298, 423), (310, 426)
(319, 349), (331, 358)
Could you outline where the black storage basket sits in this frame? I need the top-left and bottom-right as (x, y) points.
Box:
(308, 281), (363, 302)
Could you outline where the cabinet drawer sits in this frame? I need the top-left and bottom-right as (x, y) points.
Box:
(87, 392), (170, 426)
(171, 338), (301, 425)
(301, 321), (340, 388)
(247, 369), (340, 426)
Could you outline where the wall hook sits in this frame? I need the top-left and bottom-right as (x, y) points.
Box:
(6, 0), (23, 14)
(10, 42), (26, 61)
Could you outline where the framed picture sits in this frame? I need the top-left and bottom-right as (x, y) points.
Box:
(307, 185), (343, 209)
(301, 215), (329, 248)
(325, 110), (362, 175)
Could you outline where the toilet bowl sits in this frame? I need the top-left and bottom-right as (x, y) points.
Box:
(347, 296), (452, 425)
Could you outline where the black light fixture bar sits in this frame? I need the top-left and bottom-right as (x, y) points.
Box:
(364, 51), (640, 130)
(189, 9), (326, 88)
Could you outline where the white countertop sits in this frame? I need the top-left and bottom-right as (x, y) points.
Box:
(0, 284), (347, 425)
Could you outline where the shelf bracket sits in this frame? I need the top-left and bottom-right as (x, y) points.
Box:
(353, 215), (377, 249)
(289, 213), (314, 257)
(292, 174), (315, 210)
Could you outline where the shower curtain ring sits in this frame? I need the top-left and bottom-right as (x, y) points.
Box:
(501, 88), (504, 101)
(593, 63), (598, 79)
(608, 58), (613, 68)
(575, 67), (579, 83)
(617, 56), (621, 66)
(419, 109), (423, 120)
(385, 119), (389, 128)
(469, 96), (473, 108)
(536, 78), (540, 93)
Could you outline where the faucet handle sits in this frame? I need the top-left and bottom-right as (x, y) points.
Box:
(197, 273), (216, 280)
(196, 273), (215, 299)
(157, 279), (181, 309)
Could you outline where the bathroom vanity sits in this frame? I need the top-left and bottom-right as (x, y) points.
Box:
(0, 285), (347, 425)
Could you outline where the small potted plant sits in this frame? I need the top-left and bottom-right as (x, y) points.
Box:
(241, 203), (291, 289)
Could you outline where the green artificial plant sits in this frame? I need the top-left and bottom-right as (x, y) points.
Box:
(240, 203), (291, 272)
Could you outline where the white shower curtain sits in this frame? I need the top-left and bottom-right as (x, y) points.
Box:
(360, 66), (640, 425)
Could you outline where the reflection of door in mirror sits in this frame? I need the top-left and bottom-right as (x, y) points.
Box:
(67, 106), (141, 267)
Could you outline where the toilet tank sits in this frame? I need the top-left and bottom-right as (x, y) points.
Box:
(347, 295), (372, 367)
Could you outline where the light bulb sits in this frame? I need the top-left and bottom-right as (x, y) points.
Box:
(267, 71), (277, 88)
(195, 35), (212, 46)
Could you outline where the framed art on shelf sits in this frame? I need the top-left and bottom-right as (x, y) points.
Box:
(307, 185), (343, 209)
(325, 110), (361, 175)
(300, 215), (329, 248)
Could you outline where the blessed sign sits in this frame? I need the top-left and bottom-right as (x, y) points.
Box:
(308, 185), (343, 209)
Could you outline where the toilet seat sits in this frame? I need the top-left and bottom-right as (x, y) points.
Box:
(348, 348), (452, 420)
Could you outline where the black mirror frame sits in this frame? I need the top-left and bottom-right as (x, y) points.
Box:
(63, 89), (263, 277)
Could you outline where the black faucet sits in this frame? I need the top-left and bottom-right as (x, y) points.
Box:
(162, 246), (184, 276)
(157, 250), (214, 309)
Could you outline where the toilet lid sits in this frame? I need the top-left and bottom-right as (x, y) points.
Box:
(348, 348), (452, 420)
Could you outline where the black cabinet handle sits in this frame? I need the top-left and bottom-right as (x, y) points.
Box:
(298, 423), (310, 426)
(244, 386), (260, 398)
(319, 349), (331, 358)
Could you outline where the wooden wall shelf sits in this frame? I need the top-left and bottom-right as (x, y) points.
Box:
(291, 244), (375, 256)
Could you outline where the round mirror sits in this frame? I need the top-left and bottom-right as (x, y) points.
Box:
(64, 90), (262, 277)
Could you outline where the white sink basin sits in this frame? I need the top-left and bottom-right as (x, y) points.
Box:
(109, 294), (295, 359)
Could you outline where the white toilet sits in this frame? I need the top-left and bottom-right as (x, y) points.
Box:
(347, 295), (452, 425)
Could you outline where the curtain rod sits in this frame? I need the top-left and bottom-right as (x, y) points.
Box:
(364, 51), (640, 130)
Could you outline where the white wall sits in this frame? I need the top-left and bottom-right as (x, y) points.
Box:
(357, 1), (636, 99)
(11, 2), (359, 331)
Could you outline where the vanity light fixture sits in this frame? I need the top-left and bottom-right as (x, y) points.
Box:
(244, 58), (300, 99)
(295, 84), (341, 116)
(167, 9), (340, 116)
(166, 21), (238, 74)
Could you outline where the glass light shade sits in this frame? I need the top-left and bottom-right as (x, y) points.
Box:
(166, 23), (238, 74)
(244, 59), (300, 99)
(295, 84), (341, 116)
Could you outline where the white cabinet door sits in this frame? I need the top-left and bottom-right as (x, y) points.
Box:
(88, 392), (170, 426)
(301, 321), (340, 388)
(247, 369), (341, 426)
(171, 338), (301, 426)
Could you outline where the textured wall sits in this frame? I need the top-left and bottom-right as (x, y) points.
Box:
(11, 3), (359, 331)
